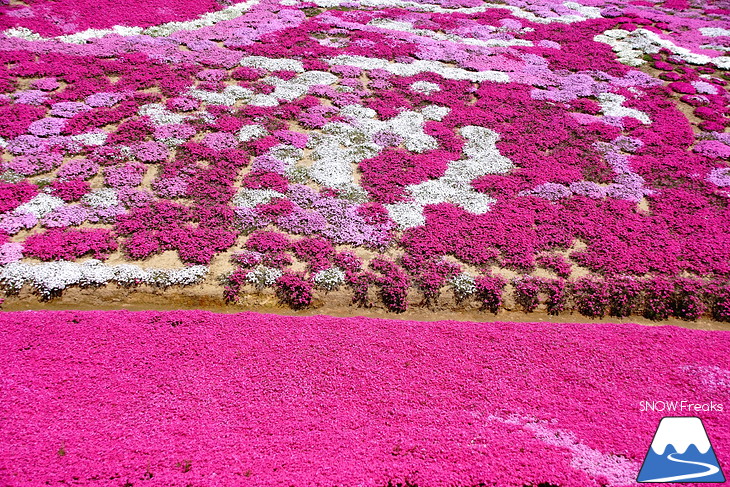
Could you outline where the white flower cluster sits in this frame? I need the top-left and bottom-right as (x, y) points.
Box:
(450, 273), (476, 299)
(0, 260), (208, 298)
(595, 28), (730, 69)
(597, 93), (651, 124)
(384, 201), (426, 229)
(269, 144), (305, 167)
(308, 123), (381, 189)
(421, 105), (450, 121)
(353, 106), (440, 152)
(238, 124), (268, 142)
(232, 188), (286, 208)
(143, 0), (260, 37)
(71, 132), (108, 146)
(409, 80), (441, 95)
(245, 265), (283, 290)
(138, 103), (190, 126)
(701, 44), (730, 52)
(313, 267), (345, 291)
(188, 85), (254, 107)
(57, 25), (144, 44)
(265, 71), (339, 102)
(239, 56), (305, 73)
(286, 166), (310, 184)
(2, 26), (43, 41)
(699, 27), (730, 37)
(326, 55), (510, 83)
(386, 126), (511, 229)
(15, 194), (65, 218)
(82, 188), (119, 208)
(0, 171), (24, 183)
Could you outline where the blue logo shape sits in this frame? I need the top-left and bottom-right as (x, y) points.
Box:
(638, 417), (725, 483)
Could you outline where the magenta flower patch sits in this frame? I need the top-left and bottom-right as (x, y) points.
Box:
(0, 311), (728, 486)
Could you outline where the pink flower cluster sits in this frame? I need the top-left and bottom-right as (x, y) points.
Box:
(1, 310), (728, 486)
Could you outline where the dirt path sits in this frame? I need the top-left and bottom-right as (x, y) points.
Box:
(3, 287), (729, 331)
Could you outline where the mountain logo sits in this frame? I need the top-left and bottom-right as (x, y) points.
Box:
(637, 417), (725, 483)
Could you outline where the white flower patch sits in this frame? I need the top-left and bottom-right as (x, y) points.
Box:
(385, 201), (426, 229)
(699, 27), (730, 37)
(15, 194), (65, 218)
(410, 81), (441, 95)
(386, 126), (512, 229)
(308, 128), (380, 188)
(76, 259), (117, 286)
(261, 71), (339, 103)
(453, 126), (515, 177)
(597, 93), (651, 124)
(0, 260), (208, 297)
(0, 137), (7, 148)
(314, 267), (345, 291)
(71, 132), (108, 146)
(113, 264), (150, 284)
(160, 137), (186, 148)
(524, 421), (637, 486)
(57, 26), (143, 44)
(2, 26), (42, 41)
(342, 106), (439, 152)
(142, 0), (260, 37)
(232, 188), (286, 208)
(82, 188), (119, 208)
(247, 94), (280, 107)
(309, 107), (503, 208)
(563, 2), (602, 20)
(451, 273), (476, 298)
(326, 55), (510, 83)
(421, 105), (450, 121)
(262, 77), (309, 103)
(595, 28), (730, 69)
(188, 85), (254, 107)
(239, 56), (305, 73)
(701, 44), (730, 52)
(238, 124), (267, 142)
(138, 103), (189, 126)
(408, 179), (497, 213)
(269, 144), (304, 168)
(245, 265), (283, 289)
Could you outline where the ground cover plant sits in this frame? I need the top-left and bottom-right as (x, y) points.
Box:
(0, 0), (727, 318)
(0, 310), (728, 486)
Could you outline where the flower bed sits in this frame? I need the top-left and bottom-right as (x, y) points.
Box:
(0, 0), (728, 317)
(0, 310), (728, 486)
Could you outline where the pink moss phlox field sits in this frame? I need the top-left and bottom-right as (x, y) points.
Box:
(0, 0), (728, 315)
(1, 310), (729, 487)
